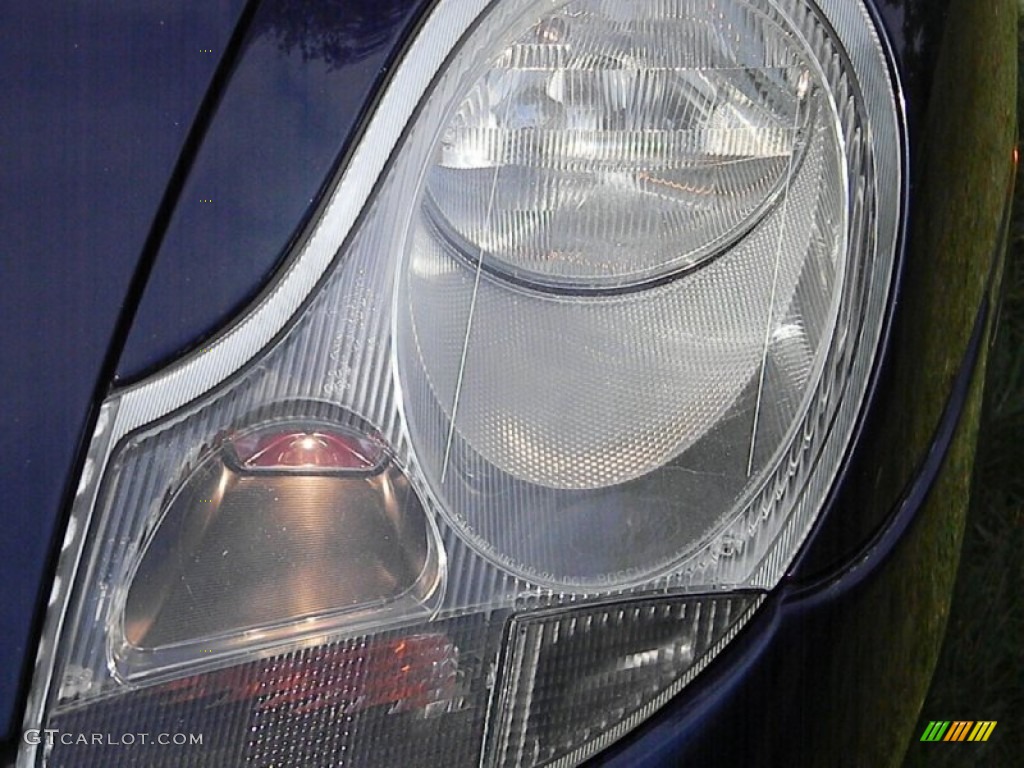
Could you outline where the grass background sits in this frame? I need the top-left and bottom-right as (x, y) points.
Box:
(900, 19), (1024, 766)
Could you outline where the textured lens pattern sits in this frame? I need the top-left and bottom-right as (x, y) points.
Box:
(47, 618), (499, 768)
(399, 0), (850, 583)
(407, 125), (834, 491)
(46, 598), (755, 768)
(428, 0), (812, 290)
(486, 595), (760, 767)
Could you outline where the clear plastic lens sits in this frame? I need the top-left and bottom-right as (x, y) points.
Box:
(115, 414), (440, 677)
(49, 619), (497, 768)
(23, 0), (899, 766)
(399, 0), (846, 582)
(426, 1), (816, 291)
(487, 595), (760, 767)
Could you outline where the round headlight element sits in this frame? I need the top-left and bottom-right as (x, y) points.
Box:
(425, 0), (818, 293)
(397, 0), (892, 586)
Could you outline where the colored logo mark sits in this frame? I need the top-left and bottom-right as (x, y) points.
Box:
(919, 721), (997, 742)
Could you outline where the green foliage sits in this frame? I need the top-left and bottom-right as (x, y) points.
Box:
(903, 20), (1024, 767)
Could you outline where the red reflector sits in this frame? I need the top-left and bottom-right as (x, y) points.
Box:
(232, 429), (385, 470)
(164, 635), (457, 716)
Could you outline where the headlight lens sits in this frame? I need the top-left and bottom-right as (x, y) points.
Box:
(401, 0), (844, 584)
(424, 0), (815, 292)
(21, 0), (900, 766)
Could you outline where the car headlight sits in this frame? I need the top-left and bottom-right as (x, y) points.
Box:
(21, 0), (900, 766)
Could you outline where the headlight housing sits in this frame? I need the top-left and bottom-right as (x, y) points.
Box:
(21, 0), (901, 766)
